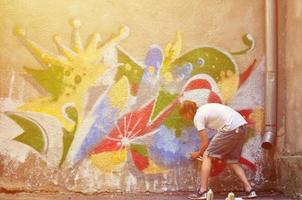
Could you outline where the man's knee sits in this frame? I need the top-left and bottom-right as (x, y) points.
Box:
(227, 163), (241, 170)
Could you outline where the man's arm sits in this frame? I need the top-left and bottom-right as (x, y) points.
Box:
(198, 129), (209, 155)
(191, 129), (209, 159)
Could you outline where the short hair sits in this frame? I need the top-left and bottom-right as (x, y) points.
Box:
(179, 100), (197, 115)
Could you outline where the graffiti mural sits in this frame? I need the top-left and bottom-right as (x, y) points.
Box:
(0, 19), (265, 192)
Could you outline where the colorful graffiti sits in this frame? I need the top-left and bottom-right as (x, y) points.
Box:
(0, 19), (264, 190)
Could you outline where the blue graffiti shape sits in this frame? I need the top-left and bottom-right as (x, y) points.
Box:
(142, 45), (163, 83)
(149, 126), (200, 168)
(75, 97), (118, 162)
(175, 62), (193, 81)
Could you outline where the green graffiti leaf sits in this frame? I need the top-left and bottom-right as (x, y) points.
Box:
(163, 105), (193, 137)
(6, 113), (45, 153)
(60, 128), (75, 167)
(65, 105), (78, 122)
(130, 144), (148, 157)
(242, 34), (254, 47)
(231, 34), (255, 55)
(114, 48), (144, 95)
(151, 89), (178, 121)
(24, 64), (64, 100)
(59, 105), (78, 167)
(149, 90), (191, 137)
(171, 47), (236, 83)
(150, 89), (187, 137)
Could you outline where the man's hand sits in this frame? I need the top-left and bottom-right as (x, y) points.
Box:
(190, 151), (200, 160)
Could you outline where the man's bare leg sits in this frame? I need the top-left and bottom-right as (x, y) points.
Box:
(228, 163), (252, 191)
(199, 155), (212, 192)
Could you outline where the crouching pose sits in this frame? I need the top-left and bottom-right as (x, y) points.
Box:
(179, 101), (257, 200)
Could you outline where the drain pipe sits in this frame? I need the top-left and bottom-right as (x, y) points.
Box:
(262, 0), (277, 149)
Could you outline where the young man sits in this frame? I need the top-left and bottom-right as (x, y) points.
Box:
(179, 101), (257, 200)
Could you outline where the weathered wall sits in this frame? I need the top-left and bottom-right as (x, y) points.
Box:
(0, 0), (268, 193)
(276, 0), (302, 198)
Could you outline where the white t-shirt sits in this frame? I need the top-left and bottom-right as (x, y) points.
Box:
(193, 103), (247, 132)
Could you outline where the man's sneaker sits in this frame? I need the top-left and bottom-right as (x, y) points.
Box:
(187, 189), (208, 200)
(246, 188), (257, 199)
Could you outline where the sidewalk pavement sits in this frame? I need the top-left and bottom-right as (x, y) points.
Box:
(0, 192), (295, 200)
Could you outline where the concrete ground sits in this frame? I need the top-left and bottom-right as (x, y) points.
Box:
(0, 192), (294, 200)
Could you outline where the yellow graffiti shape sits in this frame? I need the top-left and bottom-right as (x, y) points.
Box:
(15, 19), (130, 130)
(108, 76), (130, 111)
(216, 70), (239, 103)
(250, 107), (264, 133)
(90, 149), (127, 172)
(143, 159), (168, 174)
(161, 32), (182, 82)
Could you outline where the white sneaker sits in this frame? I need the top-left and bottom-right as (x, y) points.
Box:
(246, 189), (257, 199)
(187, 190), (208, 200)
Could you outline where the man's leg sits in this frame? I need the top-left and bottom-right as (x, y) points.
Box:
(228, 163), (252, 191)
(199, 155), (212, 192)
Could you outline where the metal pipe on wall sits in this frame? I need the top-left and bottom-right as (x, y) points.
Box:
(262, 0), (277, 149)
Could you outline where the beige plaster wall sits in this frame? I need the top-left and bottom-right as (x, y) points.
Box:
(276, 0), (302, 198)
(277, 0), (302, 155)
(0, 0), (267, 193)
(0, 0), (264, 98)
